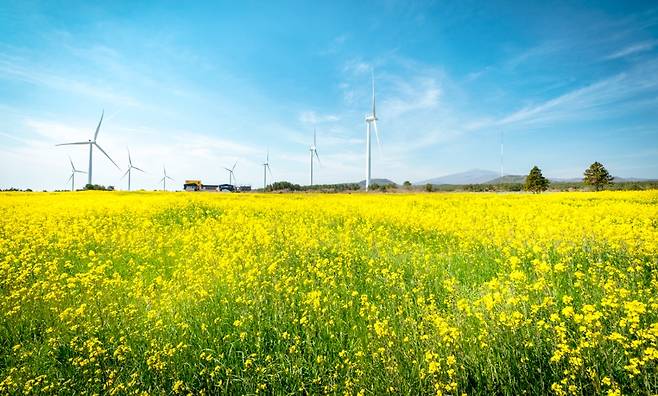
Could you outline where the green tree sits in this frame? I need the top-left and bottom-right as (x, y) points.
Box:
(524, 166), (549, 193)
(268, 181), (301, 192)
(583, 161), (613, 191)
(403, 181), (412, 190)
(425, 183), (433, 192)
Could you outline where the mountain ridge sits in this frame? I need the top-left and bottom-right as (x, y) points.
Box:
(417, 170), (658, 185)
(416, 169), (499, 185)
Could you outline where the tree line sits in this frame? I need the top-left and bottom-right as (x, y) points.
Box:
(524, 161), (614, 193)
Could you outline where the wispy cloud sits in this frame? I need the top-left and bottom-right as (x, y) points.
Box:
(317, 34), (349, 56)
(342, 58), (372, 75)
(0, 54), (144, 108)
(299, 111), (340, 124)
(494, 60), (658, 128)
(24, 118), (93, 143)
(504, 41), (567, 70)
(381, 77), (441, 118)
(604, 40), (658, 60)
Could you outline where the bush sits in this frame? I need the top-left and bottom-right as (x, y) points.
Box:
(267, 181), (302, 192)
(84, 184), (113, 191)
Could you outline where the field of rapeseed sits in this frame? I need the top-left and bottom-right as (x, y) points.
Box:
(1, 191), (657, 395)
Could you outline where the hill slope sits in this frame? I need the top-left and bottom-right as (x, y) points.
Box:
(418, 169), (499, 185)
(357, 178), (397, 187)
(485, 175), (526, 184)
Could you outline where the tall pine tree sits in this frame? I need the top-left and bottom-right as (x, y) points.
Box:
(525, 166), (549, 193)
(583, 162), (613, 191)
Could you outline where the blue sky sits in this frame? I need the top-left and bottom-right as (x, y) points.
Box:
(1, 1), (657, 190)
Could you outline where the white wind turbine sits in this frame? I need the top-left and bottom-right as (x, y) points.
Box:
(159, 166), (174, 191)
(66, 156), (86, 191)
(364, 70), (382, 192)
(263, 150), (272, 189)
(122, 148), (145, 191)
(309, 128), (321, 186)
(56, 110), (119, 186)
(224, 161), (237, 185)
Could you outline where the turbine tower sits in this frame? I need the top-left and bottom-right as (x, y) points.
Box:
(263, 150), (272, 189)
(224, 161), (237, 185)
(159, 166), (174, 191)
(309, 128), (320, 186)
(500, 131), (504, 179)
(364, 70), (381, 192)
(56, 110), (119, 186)
(122, 148), (145, 191)
(67, 156), (86, 191)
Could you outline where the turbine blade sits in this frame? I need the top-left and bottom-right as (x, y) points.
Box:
(267, 164), (273, 178)
(223, 167), (232, 172)
(373, 119), (382, 157)
(93, 110), (104, 141)
(132, 166), (145, 173)
(94, 143), (120, 169)
(232, 160), (237, 171)
(127, 147), (132, 166)
(314, 149), (321, 165)
(67, 173), (73, 183)
(121, 169), (130, 179)
(371, 69), (376, 118)
(76, 170), (87, 174)
(166, 176), (174, 181)
(56, 141), (90, 146)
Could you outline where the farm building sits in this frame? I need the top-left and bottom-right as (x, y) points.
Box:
(183, 180), (238, 192)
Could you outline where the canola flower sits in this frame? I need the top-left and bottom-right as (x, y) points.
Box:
(0, 190), (657, 395)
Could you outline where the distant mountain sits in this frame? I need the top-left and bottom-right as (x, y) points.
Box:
(358, 178), (397, 187)
(611, 176), (656, 182)
(485, 175), (657, 184)
(485, 175), (526, 184)
(418, 169), (499, 185)
(549, 177), (582, 183)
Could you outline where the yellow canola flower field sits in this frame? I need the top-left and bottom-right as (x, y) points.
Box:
(0, 191), (657, 395)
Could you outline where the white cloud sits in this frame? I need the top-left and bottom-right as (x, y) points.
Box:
(298, 111), (340, 124)
(0, 54), (144, 108)
(604, 40), (658, 60)
(381, 77), (441, 118)
(495, 60), (658, 128)
(343, 59), (371, 75)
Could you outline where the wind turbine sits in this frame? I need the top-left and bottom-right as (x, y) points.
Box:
(122, 148), (145, 191)
(263, 150), (272, 189)
(309, 128), (321, 186)
(364, 70), (382, 192)
(224, 161), (237, 185)
(159, 166), (174, 191)
(56, 110), (119, 186)
(67, 156), (86, 191)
